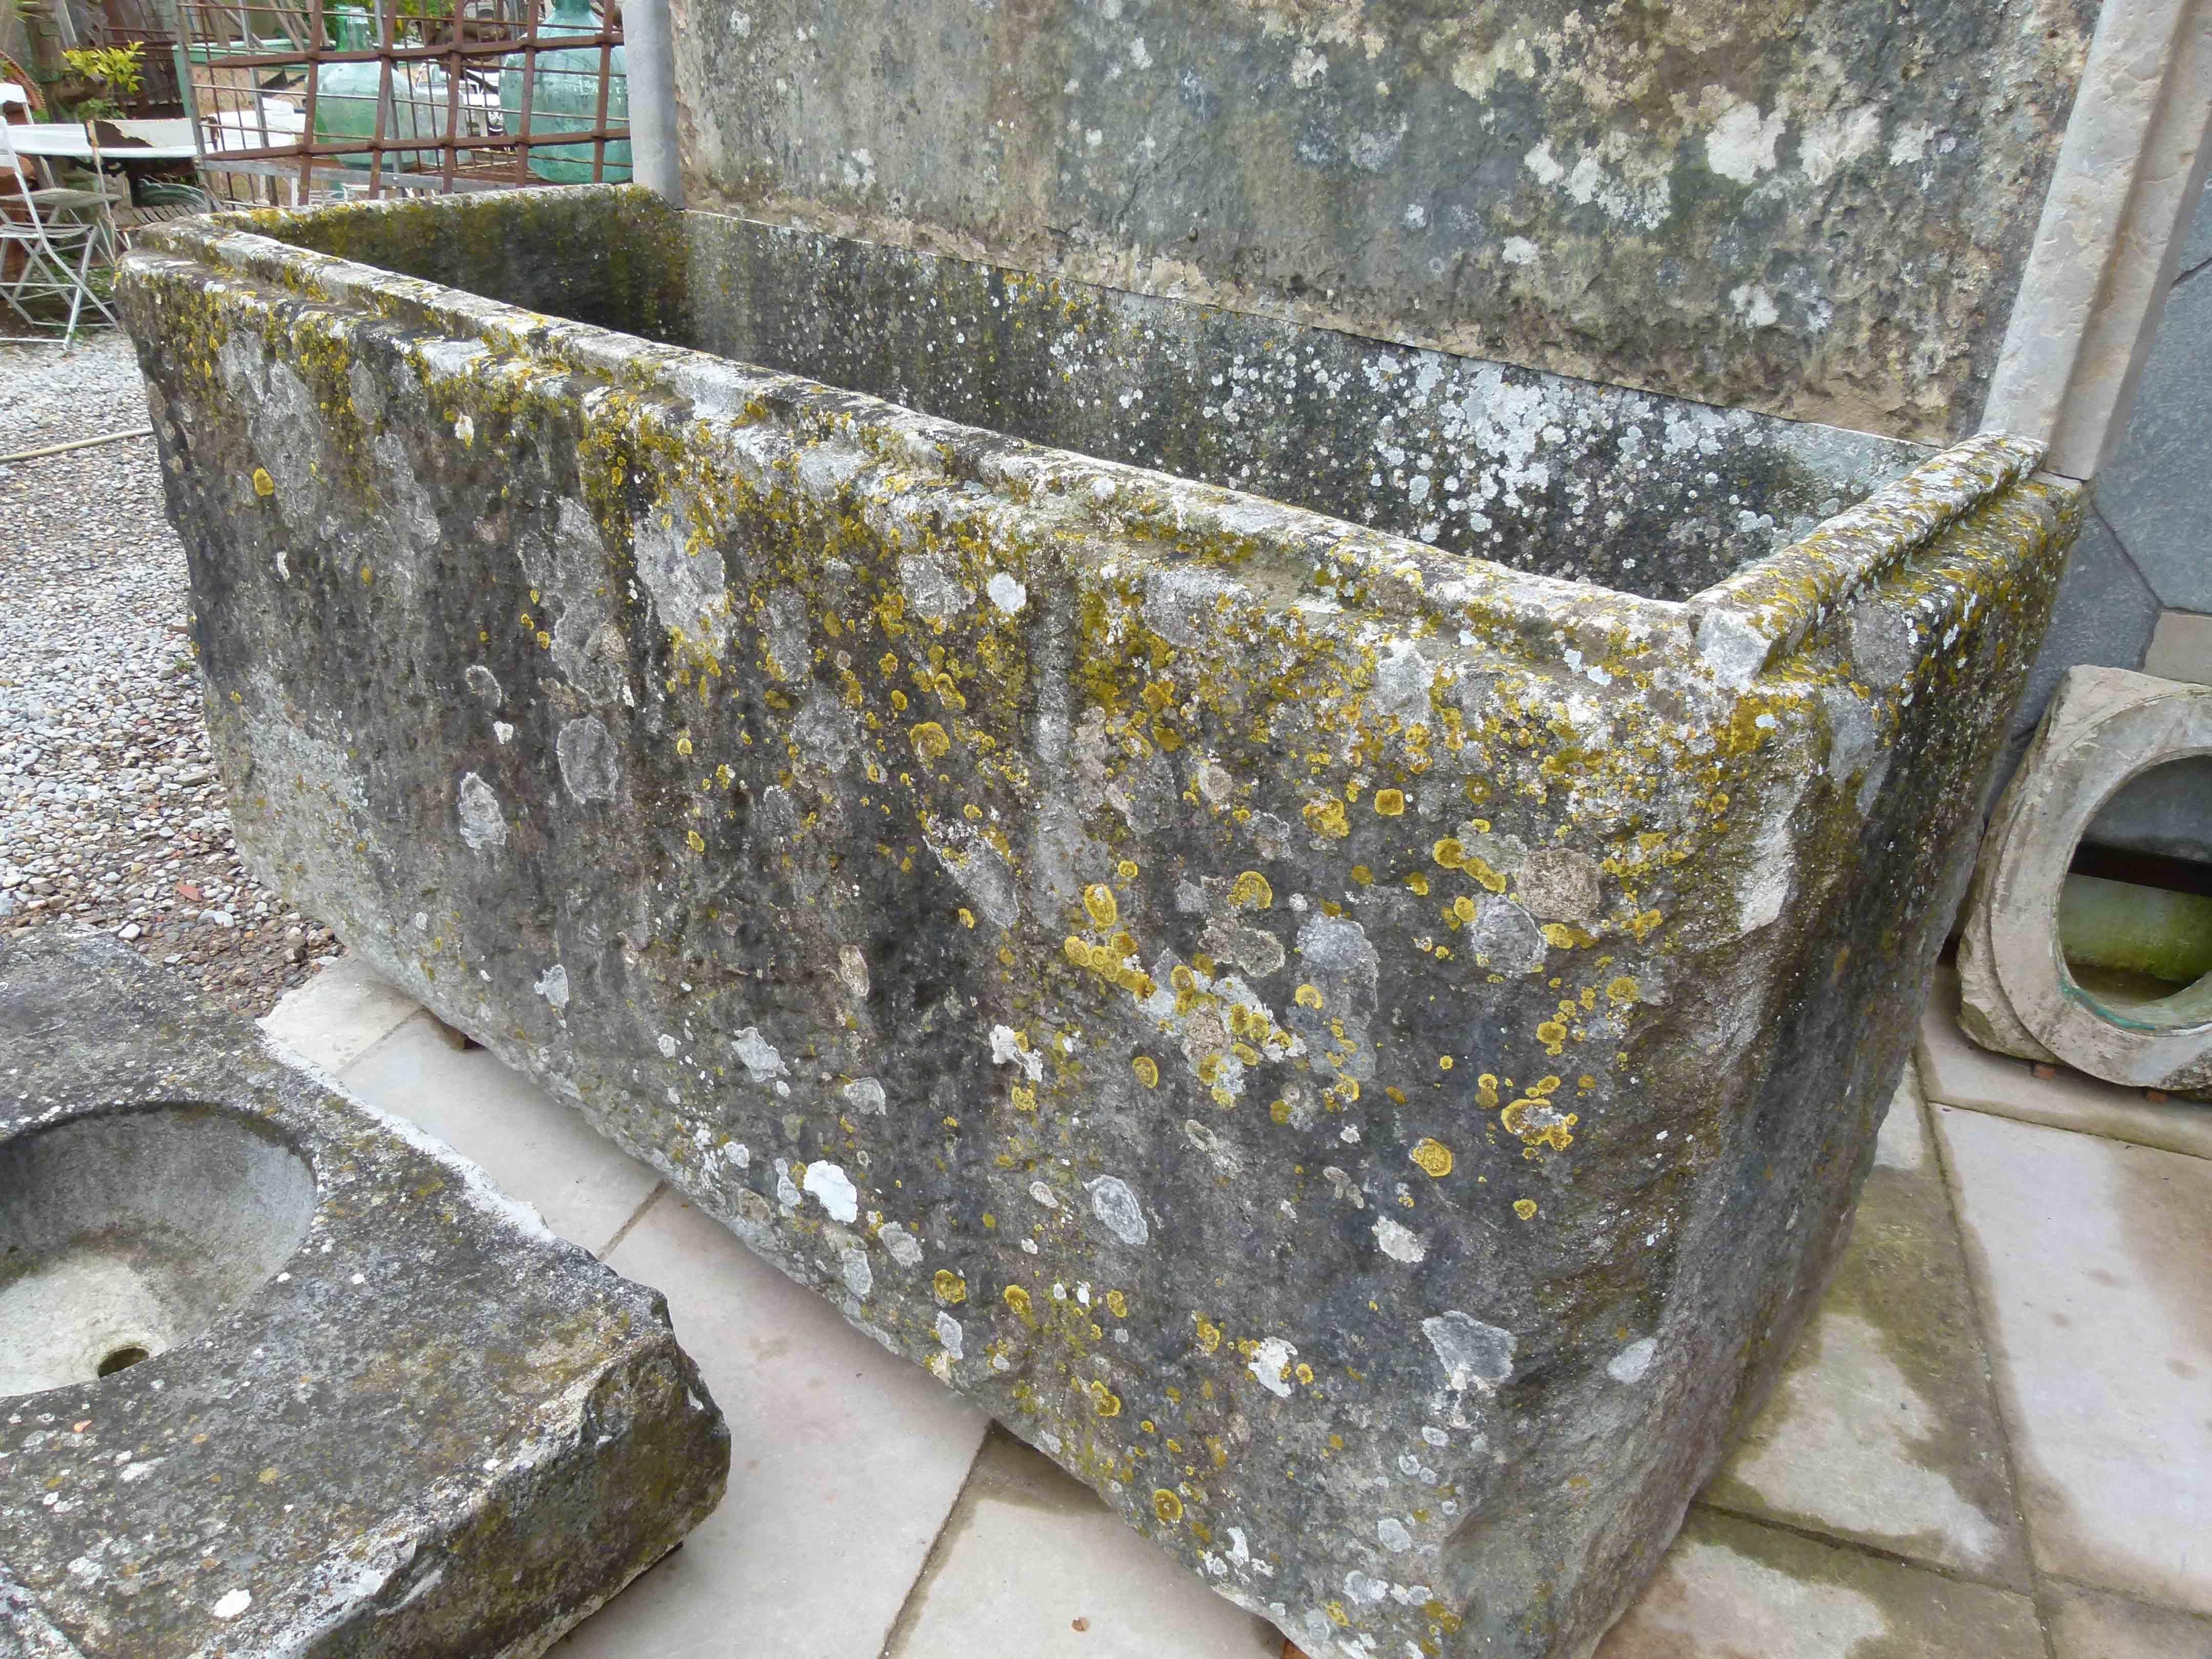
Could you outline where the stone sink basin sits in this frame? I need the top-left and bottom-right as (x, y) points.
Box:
(120, 186), (2081, 1659)
(0, 933), (728, 1657)
(0, 1102), (316, 1396)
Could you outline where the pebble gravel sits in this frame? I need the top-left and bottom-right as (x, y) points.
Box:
(1, 332), (341, 1016)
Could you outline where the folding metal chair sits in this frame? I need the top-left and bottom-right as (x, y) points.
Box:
(1, 120), (121, 347)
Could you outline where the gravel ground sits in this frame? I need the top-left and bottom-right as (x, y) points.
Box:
(1, 332), (342, 1016)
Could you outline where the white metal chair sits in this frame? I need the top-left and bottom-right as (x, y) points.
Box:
(1, 119), (119, 346)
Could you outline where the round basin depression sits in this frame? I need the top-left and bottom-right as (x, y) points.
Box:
(0, 1104), (316, 1397)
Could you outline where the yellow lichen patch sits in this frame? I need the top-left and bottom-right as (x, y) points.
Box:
(1230, 869), (1274, 909)
(1405, 872), (1431, 896)
(251, 467), (275, 497)
(1409, 1138), (1454, 1178)
(1194, 1314), (1223, 1354)
(1452, 895), (1478, 924)
(1269, 1098), (1291, 1123)
(1152, 1487), (1184, 1524)
(1003, 1283), (1035, 1324)
(1010, 1084), (1037, 1112)
(933, 1269), (968, 1304)
(1514, 1199), (1539, 1220)
(910, 721), (951, 762)
(1432, 838), (1464, 868)
(1131, 1054), (1160, 1088)
(1536, 1019), (1568, 1055)
(1477, 1074), (1500, 1109)
(685, 830), (707, 853)
(1463, 857), (1507, 894)
(1105, 1289), (1128, 1317)
(959, 907), (976, 928)
(1373, 788), (1406, 816)
(1294, 983), (1325, 1009)
(1606, 975), (1640, 1005)
(1083, 883), (1120, 927)
(1304, 798), (1349, 838)
(1091, 1381), (1122, 1417)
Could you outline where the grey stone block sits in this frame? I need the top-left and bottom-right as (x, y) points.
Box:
(0, 932), (730, 1657)
(667, 0), (2094, 443)
(2101, 271), (2212, 611)
(119, 188), (2081, 1659)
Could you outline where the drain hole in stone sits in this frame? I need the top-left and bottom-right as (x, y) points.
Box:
(97, 1346), (151, 1377)
(2061, 757), (2212, 1028)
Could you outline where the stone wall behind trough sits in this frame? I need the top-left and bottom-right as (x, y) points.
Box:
(669, 0), (2097, 445)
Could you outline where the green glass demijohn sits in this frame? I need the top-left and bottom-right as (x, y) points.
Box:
(314, 4), (444, 171)
(498, 0), (629, 184)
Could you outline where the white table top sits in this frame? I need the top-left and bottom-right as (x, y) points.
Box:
(6, 122), (200, 162)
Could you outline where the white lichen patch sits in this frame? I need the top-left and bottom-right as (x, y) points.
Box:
(1607, 1337), (1658, 1384)
(1373, 1216), (1428, 1263)
(1422, 1311), (1516, 1391)
(533, 963), (570, 1010)
(732, 1027), (786, 1081)
(879, 1222), (924, 1267)
(803, 1160), (860, 1224)
(1248, 1335), (1298, 1398)
(1087, 1175), (1149, 1246)
(456, 772), (507, 852)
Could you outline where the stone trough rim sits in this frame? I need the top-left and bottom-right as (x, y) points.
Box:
(126, 185), (2046, 691)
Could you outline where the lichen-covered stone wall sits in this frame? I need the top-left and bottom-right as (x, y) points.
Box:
(684, 215), (1930, 602)
(670, 0), (2096, 444)
(120, 195), (2080, 1659)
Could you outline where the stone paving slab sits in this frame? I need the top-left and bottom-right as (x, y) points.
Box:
(1593, 1506), (2046, 1658)
(884, 1427), (1280, 1659)
(1917, 966), (2212, 1159)
(322, 988), (992, 1659)
(1701, 1067), (2028, 1588)
(1937, 1104), (2212, 1615)
(341, 1014), (664, 1255)
(258, 952), (421, 1073)
(2048, 1578), (2212, 1658)
(567, 1194), (992, 1659)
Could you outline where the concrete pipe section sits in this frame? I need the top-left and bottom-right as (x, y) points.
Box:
(1961, 665), (2212, 1096)
(115, 187), (2083, 1659)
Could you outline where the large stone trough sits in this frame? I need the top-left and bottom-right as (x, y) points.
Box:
(120, 186), (2080, 1659)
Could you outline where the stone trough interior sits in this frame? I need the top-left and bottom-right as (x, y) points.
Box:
(0, 1103), (316, 1397)
(262, 185), (1930, 602)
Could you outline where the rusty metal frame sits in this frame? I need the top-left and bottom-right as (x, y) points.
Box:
(172, 0), (622, 200)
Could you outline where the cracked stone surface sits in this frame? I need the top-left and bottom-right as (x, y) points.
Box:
(118, 188), (2078, 1659)
(0, 932), (729, 1658)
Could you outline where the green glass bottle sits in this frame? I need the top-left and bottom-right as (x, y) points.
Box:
(498, 0), (629, 184)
